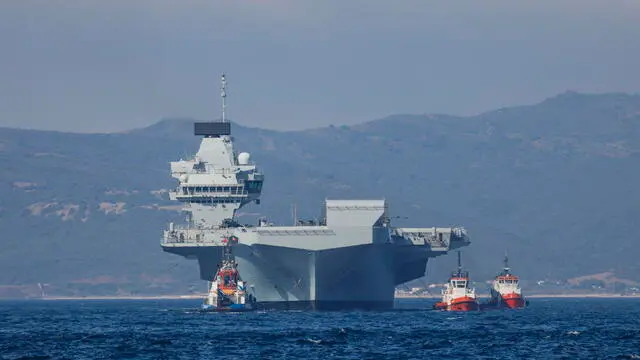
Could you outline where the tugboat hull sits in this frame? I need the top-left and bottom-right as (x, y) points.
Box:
(201, 303), (254, 312)
(501, 293), (526, 309)
(449, 297), (480, 311)
(435, 297), (479, 311)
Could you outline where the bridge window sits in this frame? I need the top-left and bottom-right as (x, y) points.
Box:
(245, 181), (263, 193)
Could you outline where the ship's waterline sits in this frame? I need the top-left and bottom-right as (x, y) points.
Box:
(160, 74), (471, 310)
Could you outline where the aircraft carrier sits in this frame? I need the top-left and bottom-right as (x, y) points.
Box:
(160, 74), (471, 310)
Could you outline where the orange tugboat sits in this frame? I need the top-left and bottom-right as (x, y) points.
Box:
(202, 243), (256, 312)
(433, 251), (479, 311)
(486, 253), (527, 309)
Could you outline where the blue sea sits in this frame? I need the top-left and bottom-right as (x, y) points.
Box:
(1, 298), (639, 359)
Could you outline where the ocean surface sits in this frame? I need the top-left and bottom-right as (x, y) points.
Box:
(1, 298), (639, 359)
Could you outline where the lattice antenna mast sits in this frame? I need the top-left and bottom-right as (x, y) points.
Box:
(221, 73), (227, 123)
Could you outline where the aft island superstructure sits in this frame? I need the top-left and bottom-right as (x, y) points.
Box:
(160, 74), (471, 310)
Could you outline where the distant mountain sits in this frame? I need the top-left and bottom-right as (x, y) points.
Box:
(1, 91), (639, 297)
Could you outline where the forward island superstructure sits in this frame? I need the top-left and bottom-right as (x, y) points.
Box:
(160, 74), (471, 310)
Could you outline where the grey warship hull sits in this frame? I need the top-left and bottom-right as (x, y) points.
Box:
(163, 211), (470, 310)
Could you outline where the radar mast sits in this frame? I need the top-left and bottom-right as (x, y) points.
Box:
(221, 73), (227, 123)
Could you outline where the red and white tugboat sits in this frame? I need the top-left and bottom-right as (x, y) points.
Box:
(202, 243), (256, 312)
(486, 253), (526, 309)
(433, 251), (479, 311)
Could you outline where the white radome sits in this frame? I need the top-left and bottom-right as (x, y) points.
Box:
(237, 152), (251, 165)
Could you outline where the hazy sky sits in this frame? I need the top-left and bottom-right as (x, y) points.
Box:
(1, 0), (639, 132)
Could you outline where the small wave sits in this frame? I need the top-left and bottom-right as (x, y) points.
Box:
(296, 338), (325, 345)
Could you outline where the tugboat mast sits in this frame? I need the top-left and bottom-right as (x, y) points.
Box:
(503, 250), (510, 274)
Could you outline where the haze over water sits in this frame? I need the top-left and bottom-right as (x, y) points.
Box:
(1, 298), (639, 359)
(2, 1), (639, 132)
